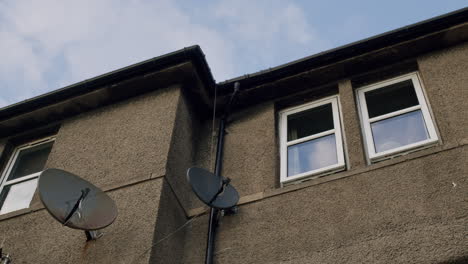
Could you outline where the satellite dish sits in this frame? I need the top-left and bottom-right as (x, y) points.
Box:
(187, 167), (239, 209)
(38, 169), (118, 232)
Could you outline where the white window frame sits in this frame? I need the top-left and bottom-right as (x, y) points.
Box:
(279, 96), (346, 185)
(356, 72), (438, 162)
(0, 137), (55, 214)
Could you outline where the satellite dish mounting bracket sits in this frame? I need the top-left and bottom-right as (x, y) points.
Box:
(85, 230), (103, 241)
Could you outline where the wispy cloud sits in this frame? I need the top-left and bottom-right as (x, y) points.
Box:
(0, 0), (326, 108)
(212, 0), (328, 76)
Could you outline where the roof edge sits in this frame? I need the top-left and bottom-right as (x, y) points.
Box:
(0, 45), (216, 120)
(1, 7), (467, 121)
(218, 7), (468, 91)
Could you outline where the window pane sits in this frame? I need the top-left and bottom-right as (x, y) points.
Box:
(0, 178), (38, 214)
(0, 186), (10, 212)
(287, 103), (333, 141)
(371, 110), (429, 153)
(7, 142), (53, 181)
(365, 80), (419, 118)
(287, 134), (337, 176)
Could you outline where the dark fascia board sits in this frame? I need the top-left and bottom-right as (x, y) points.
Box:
(0, 45), (216, 121)
(217, 7), (468, 94)
(1, 7), (467, 122)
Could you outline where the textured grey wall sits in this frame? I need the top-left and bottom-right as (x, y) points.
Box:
(182, 43), (468, 264)
(0, 42), (466, 264)
(418, 42), (468, 146)
(46, 86), (181, 190)
(165, 90), (204, 212)
(0, 178), (165, 263)
(0, 85), (183, 263)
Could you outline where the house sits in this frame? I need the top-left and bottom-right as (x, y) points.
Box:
(0, 8), (467, 264)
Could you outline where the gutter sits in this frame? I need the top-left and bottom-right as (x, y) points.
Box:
(0, 45), (216, 121)
(0, 7), (467, 120)
(217, 7), (468, 93)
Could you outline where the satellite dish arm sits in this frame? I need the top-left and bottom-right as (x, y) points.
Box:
(208, 178), (231, 205)
(63, 188), (90, 226)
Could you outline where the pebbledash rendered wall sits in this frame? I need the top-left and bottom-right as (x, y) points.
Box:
(180, 43), (468, 263)
(0, 85), (189, 263)
(0, 25), (466, 264)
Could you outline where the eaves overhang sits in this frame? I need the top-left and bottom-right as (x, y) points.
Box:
(0, 8), (467, 137)
(217, 7), (468, 108)
(0, 45), (216, 138)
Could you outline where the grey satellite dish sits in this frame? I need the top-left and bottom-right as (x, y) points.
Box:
(187, 167), (239, 209)
(39, 169), (117, 237)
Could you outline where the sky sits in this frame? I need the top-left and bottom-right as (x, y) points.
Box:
(0, 0), (466, 108)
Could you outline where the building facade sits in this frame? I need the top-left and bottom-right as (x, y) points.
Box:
(0, 9), (467, 264)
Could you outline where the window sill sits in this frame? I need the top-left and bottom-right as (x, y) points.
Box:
(281, 164), (346, 187)
(0, 192), (46, 221)
(272, 141), (459, 196)
(368, 139), (439, 164)
(0, 207), (35, 221)
(187, 141), (465, 217)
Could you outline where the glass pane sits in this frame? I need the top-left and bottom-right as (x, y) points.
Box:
(365, 79), (419, 118)
(7, 141), (53, 181)
(287, 134), (337, 176)
(0, 186), (10, 212)
(287, 103), (334, 141)
(0, 178), (38, 214)
(371, 110), (429, 153)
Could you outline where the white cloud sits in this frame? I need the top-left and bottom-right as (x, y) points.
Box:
(214, 1), (313, 44)
(213, 0), (329, 75)
(0, 0), (327, 107)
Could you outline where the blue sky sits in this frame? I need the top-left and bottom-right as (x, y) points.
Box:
(0, 0), (466, 108)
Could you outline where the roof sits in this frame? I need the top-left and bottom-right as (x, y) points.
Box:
(0, 45), (216, 121)
(218, 7), (468, 91)
(0, 7), (467, 136)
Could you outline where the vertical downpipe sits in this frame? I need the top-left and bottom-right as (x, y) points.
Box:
(205, 83), (239, 264)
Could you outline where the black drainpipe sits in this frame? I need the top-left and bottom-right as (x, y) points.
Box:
(205, 82), (240, 264)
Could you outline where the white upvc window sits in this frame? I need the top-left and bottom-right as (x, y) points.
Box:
(279, 96), (346, 185)
(356, 72), (438, 162)
(0, 137), (54, 215)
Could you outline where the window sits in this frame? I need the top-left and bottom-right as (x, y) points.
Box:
(0, 138), (54, 215)
(279, 96), (346, 185)
(356, 73), (438, 162)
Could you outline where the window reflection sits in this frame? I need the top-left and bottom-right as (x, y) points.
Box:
(371, 110), (428, 153)
(0, 179), (38, 215)
(287, 134), (337, 176)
